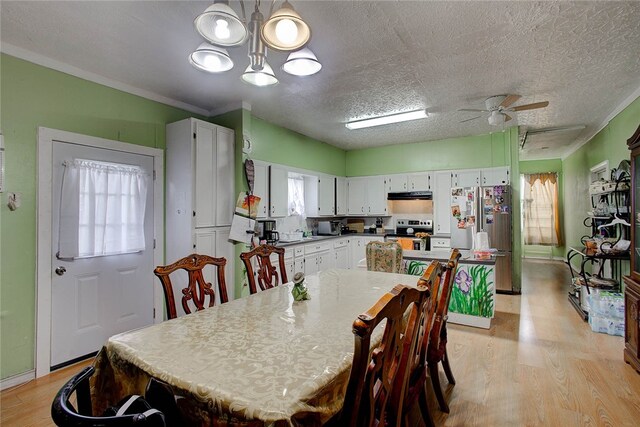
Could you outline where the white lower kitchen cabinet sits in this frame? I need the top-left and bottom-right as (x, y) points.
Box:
(350, 236), (385, 269)
(334, 238), (350, 269)
(194, 227), (235, 301)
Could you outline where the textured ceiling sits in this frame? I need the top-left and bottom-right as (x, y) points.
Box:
(2, 1), (640, 159)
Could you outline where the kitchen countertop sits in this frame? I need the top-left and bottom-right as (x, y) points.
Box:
(276, 233), (387, 247)
(403, 249), (497, 265)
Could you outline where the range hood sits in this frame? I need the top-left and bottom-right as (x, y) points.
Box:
(387, 191), (432, 200)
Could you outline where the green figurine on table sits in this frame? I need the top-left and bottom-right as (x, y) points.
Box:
(292, 272), (310, 301)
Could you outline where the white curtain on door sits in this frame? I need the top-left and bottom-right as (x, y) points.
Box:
(523, 173), (561, 245)
(58, 159), (148, 258)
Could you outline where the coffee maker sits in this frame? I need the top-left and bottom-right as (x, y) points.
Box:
(257, 220), (279, 244)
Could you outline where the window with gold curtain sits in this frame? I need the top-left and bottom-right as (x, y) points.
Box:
(523, 173), (562, 245)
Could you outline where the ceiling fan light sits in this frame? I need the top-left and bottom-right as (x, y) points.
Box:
(189, 43), (234, 73)
(242, 62), (278, 86)
(261, 1), (311, 51)
(488, 110), (505, 126)
(282, 48), (322, 76)
(194, 1), (248, 47)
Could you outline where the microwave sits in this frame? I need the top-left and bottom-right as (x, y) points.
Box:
(318, 221), (341, 236)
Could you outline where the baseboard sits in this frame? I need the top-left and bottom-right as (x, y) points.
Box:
(0, 370), (35, 391)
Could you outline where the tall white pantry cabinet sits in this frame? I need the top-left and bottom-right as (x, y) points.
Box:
(166, 118), (236, 306)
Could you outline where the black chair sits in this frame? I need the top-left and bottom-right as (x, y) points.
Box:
(51, 366), (168, 427)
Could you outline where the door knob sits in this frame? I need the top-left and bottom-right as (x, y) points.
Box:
(55, 266), (67, 276)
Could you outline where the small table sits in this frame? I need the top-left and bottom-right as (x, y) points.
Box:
(91, 269), (420, 426)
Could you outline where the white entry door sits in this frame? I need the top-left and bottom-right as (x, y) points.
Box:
(50, 141), (155, 368)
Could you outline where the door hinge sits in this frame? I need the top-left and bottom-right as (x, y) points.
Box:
(153, 239), (156, 249)
(193, 211), (196, 217)
(153, 170), (156, 180)
(193, 132), (197, 139)
(153, 308), (156, 319)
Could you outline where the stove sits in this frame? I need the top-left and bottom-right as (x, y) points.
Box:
(386, 219), (433, 251)
(394, 219), (433, 236)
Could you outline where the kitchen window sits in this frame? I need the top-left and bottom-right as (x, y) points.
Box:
(522, 173), (561, 245)
(288, 174), (305, 216)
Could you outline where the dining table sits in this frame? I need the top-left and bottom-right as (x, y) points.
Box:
(90, 268), (423, 427)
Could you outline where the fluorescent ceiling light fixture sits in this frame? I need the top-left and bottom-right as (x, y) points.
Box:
(282, 48), (321, 76)
(346, 110), (428, 130)
(189, 43), (234, 73)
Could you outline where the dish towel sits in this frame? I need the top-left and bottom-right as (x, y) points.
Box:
(397, 238), (415, 251)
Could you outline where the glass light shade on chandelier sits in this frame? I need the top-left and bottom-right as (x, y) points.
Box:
(189, 43), (234, 73)
(194, 1), (248, 47)
(242, 62), (278, 86)
(282, 48), (321, 76)
(488, 110), (506, 126)
(261, 1), (311, 51)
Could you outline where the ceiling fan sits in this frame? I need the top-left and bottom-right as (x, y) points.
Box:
(459, 95), (549, 126)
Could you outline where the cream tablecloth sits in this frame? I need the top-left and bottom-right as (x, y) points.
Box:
(91, 269), (419, 426)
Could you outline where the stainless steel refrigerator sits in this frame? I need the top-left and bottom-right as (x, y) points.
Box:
(450, 185), (512, 292)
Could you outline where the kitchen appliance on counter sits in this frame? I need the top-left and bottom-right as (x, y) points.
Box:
(450, 185), (512, 292)
(318, 220), (341, 236)
(386, 219), (432, 251)
(257, 220), (279, 244)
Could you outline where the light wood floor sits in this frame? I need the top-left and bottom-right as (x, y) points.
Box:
(2, 259), (639, 426)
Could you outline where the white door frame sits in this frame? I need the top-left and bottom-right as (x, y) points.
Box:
(36, 127), (165, 378)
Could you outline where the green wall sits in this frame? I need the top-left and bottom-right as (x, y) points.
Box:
(212, 110), (348, 298)
(563, 96), (640, 252)
(0, 54), (201, 380)
(519, 159), (565, 258)
(346, 131), (512, 175)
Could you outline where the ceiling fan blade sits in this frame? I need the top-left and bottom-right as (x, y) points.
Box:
(500, 94), (521, 108)
(458, 108), (489, 112)
(511, 101), (549, 111)
(504, 113), (513, 122)
(460, 116), (482, 123)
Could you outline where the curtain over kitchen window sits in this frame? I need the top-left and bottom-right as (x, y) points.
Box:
(288, 175), (305, 217)
(58, 159), (148, 258)
(523, 172), (561, 245)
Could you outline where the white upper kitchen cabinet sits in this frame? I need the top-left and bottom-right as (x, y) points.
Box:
(347, 178), (367, 215)
(433, 171), (452, 235)
(348, 176), (388, 216)
(408, 172), (431, 191)
(452, 169), (481, 187)
(252, 160), (269, 218)
(336, 177), (348, 215)
(367, 176), (388, 215)
(481, 167), (510, 186)
(386, 174), (408, 192)
(318, 175), (335, 216)
(269, 165), (289, 217)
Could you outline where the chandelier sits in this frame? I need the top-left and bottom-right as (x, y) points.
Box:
(189, 0), (322, 86)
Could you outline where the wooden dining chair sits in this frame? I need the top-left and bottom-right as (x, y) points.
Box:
(336, 283), (430, 427)
(427, 249), (461, 414)
(398, 260), (444, 427)
(153, 254), (229, 320)
(365, 241), (403, 273)
(240, 244), (288, 294)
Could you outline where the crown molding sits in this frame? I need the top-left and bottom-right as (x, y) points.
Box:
(1, 43), (210, 117)
(209, 101), (245, 117)
(561, 84), (640, 161)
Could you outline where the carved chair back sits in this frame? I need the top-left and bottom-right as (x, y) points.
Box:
(428, 249), (461, 359)
(340, 284), (430, 427)
(153, 254), (229, 320)
(240, 245), (288, 295)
